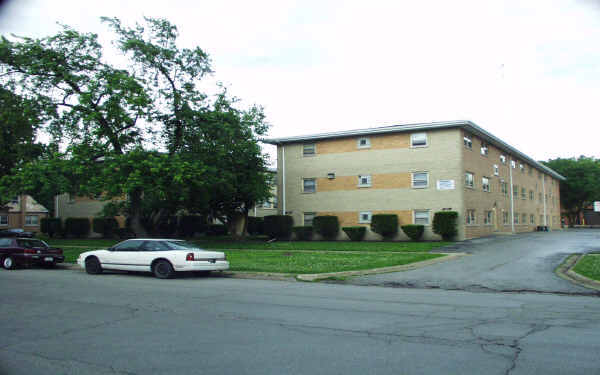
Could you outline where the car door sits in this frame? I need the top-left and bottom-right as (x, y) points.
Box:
(102, 240), (143, 271)
(138, 241), (170, 271)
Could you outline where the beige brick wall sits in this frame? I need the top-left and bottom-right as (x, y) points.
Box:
(277, 128), (465, 240)
(314, 133), (410, 154)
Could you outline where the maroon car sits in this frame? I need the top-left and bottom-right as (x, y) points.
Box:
(0, 237), (64, 270)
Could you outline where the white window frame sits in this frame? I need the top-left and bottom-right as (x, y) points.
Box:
(519, 163), (524, 172)
(482, 177), (490, 192)
(500, 155), (506, 164)
(480, 142), (489, 156)
(358, 211), (372, 224)
(302, 178), (316, 193)
(410, 133), (428, 148)
(493, 164), (499, 176)
(302, 143), (316, 156)
(357, 137), (371, 149)
(510, 160), (516, 169)
(0, 215), (7, 226)
(464, 134), (473, 149)
(414, 210), (430, 225)
(25, 215), (38, 226)
(465, 172), (474, 188)
(358, 174), (372, 187)
(303, 212), (316, 226)
(412, 172), (429, 189)
(466, 209), (476, 225)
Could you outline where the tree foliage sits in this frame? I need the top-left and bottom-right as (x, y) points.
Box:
(543, 157), (600, 225)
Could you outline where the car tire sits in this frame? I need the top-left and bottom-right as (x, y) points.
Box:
(85, 256), (103, 274)
(2, 256), (16, 270)
(153, 260), (174, 279)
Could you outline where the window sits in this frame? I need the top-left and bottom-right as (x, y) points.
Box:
(484, 211), (493, 225)
(500, 155), (506, 164)
(501, 181), (508, 196)
(482, 177), (490, 192)
(303, 143), (316, 156)
(503, 212), (509, 225)
(412, 172), (429, 188)
(513, 185), (518, 198)
(529, 190), (534, 200)
(463, 134), (472, 149)
(113, 240), (143, 251)
(514, 213), (519, 224)
(480, 142), (489, 156)
(10, 196), (19, 205)
(466, 209), (476, 225)
(521, 214), (526, 224)
(25, 215), (38, 226)
(410, 133), (428, 147)
(357, 137), (371, 149)
(303, 178), (316, 193)
(540, 215), (544, 225)
(493, 164), (499, 176)
(530, 214), (535, 224)
(521, 187), (526, 199)
(539, 192), (543, 203)
(0, 238), (11, 246)
(414, 210), (430, 225)
(358, 174), (372, 187)
(304, 212), (316, 226)
(528, 167), (533, 176)
(519, 163), (524, 172)
(465, 172), (474, 188)
(0, 215), (7, 226)
(510, 160), (516, 168)
(359, 211), (372, 224)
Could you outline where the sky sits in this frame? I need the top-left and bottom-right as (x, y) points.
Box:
(1, 0), (599, 163)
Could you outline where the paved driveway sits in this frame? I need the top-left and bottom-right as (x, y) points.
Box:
(349, 229), (600, 295)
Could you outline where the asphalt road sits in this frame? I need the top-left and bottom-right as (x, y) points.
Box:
(1, 267), (600, 375)
(350, 229), (600, 295)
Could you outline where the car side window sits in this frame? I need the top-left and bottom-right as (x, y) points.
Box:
(141, 241), (168, 251)
(0, 238), (12, 247)
(113, 240), (142, 251)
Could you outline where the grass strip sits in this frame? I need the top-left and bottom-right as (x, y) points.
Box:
(193, 240), (450, 252)
(572, 254), (600, 281)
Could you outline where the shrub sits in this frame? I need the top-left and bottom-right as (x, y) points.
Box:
(206, 224), (228, 236)
(117, 227), (136, 239)
(157, 216), (178, 236)
(342, 226), (366, 241)
(264, 215), (293, 240)
(313, 215), (340, 240)
(179, 215), (206, 237)
(401, 224), (424, 241)
(92, 218), (119, 238)
(432, 211), (458, 240)
(40, 218), (62, 238)
(64, 218), (91, 238)
(293, 226), (313, 241)
(370, 214), (399, 239)
(247, 216), (264, 235)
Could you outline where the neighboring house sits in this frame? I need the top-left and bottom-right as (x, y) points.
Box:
(249, 168), (278, 218)
(0, 195), (49, 234)
(264, 120), (564, 241)
(55, 194), (126, 230)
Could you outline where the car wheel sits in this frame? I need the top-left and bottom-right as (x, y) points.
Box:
(85, 256), (103, 274)
(153, 260), (174, 279)
(2, 256), (16, 270)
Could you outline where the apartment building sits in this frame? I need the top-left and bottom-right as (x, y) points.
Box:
(265, 120), (564, 240)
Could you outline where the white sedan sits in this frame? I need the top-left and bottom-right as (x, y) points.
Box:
(77, 239), (229, 279)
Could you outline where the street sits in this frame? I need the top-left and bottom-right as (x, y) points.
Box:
(1, 266), (600, 375)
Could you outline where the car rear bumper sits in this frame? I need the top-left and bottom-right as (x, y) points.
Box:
(21, 254), (65, 265)
(175, 260), (230, 272)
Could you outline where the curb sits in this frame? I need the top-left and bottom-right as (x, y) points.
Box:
(556, 254), (600, 291)
(296, 252), (467, 282)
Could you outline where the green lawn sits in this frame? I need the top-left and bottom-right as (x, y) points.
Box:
(573, 254), (600, 281)
(192, 240), (450, 252)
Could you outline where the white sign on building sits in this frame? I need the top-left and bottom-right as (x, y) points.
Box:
(594, 201), (600, 212)
(437, 180), (456, 190)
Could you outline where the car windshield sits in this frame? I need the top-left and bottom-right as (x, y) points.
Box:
(162, 240), (203, 250)
(16, 239), (48, 248)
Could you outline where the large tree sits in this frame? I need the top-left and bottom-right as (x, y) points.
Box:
(543, 157), (600, 225)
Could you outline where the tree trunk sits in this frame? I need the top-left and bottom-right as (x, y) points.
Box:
(129, 189), (148, 237)
(227, 212), (247, 238)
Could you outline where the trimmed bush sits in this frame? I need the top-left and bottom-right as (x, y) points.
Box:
(264, 215), (293, 240)
(92, 218), (119, 238)
(40, 218), (62, 238)
(179, 215), (206, 237)
(293, 226), (313, 241)
(157, 216), (178, 236)
(342, 226), (366, 241)
(247, 216), (264, 235)
(433, 211), (458, 240)
(117, 227), (136, 239)
(313, 215), (340, 240)
(206, 224), (228, 236)
(370, 214), (399, 239)
(64, 218), (91, 238)
(401, 224), (424, 241)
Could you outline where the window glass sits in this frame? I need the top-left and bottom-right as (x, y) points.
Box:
(484, 211), (493, 225)
(414, 210), (429, 225)
(482, 177), (490, 192)
(358, 175), (372, 187)
(411, 133), (428, 147)
(357, 138), (371, 148)
(25, 215), (38, 226)
(142, 241), (169, 251)
(530, 215), (535, 224)
(493, 164), (499, 176)
(466, 209), (476, 225)
(358, 211), (372, 224)
(412, 172), (428, 188)
(500, 155), (506, 164)
(302, 144), (316, 156)
(16, 239), (48, 248)
(503, 212), (509, 225)
(465, 172), (474, 188)
(480, 142), (488, 155)
(464, 135), (472, 149)
(0, 215), (7, 225)
(303, 178), (316, 193)
(113, 240), (142, 251)
(0, 238), (12, 247)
